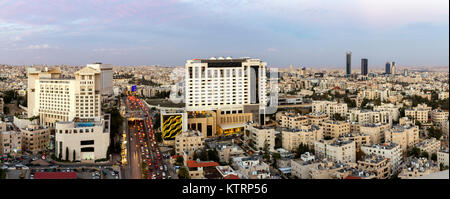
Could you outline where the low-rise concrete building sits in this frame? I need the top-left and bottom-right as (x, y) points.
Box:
(361, 143), (403, 174)
(55, 115), (110, 162)
(314, 139), (356, 163)
(281, 125), (323, 152)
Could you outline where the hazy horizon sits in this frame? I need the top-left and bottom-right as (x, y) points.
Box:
(1, 0), (448, 67)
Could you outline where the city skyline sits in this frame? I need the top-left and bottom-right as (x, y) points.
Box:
(0, 0), (448, 67)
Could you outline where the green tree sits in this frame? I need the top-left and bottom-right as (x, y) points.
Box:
(275, 136), (282, 149)
(65, 147), (69, 161)
(199, 150), (208, 161)
(178, 167), (190, 179)
(408, 147), (421, 158)
(431, 153), (437, 161)
(175, 156), (184, 166)
(420, 151), (429, 159)
(73, 150), (76, 162)
(272, 153), (281, 160)
(428, 126), (443, 140)
(0, 169), (6, 179)
(295, 143), (313, 158)
(154, 132), (162, 142)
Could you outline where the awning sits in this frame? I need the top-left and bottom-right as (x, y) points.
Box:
(219, 123), (246, 130)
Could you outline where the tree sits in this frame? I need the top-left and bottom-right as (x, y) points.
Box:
(65, 147), (69, 161)
(199, 150), (208, 161)
(361, 99), (370, 108)
(407, 147), (421, 158)
(175, 156), (184, 166)
(178, 167), (190, 179)
(272, 153), (281, 160)
(332, 113), (345, 121)
(154, 132), (162, 142)
(431, 153), (437, 161)
(428, 126), (443, 140)
(73, 150), (76, 162)
(420, 151), (429, 159)
(275, 136), (282, 149)
(295, 143), (312, 158)
(0, 169), (6, 179)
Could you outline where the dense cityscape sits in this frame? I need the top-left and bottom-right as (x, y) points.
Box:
(0, 55), (448, 179)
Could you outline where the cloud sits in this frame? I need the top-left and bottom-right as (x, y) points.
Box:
(267, 48), (278, 52)
(24, 44), (56, 50)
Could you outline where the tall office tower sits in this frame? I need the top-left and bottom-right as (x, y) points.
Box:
(27, 63), (112, 127)
(185, 57), (267, 125)
(404, 69), (408, 76)
(385, 62), (391, 74)
(391, 62), (396, 75)
(346, 51), (352, 76)
(361, 58), (368, 76)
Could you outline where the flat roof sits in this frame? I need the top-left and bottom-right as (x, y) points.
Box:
(34, 172), (77, 179)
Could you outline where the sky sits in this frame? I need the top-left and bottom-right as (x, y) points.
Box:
(0, 0), (448, 68)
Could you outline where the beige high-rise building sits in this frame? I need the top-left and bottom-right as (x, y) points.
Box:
(384, 124), (419, 154)
(360, 123), (390, 145)
(361, 143), (403, 174)
(175, 130), (205, 159)
(20, 124), (50, 154)
(322, 120), (350, 138)
(314, 139), (356, 163)
(357, 154), (391, 179)
(282, 125), (323, 152)
(27, 64), (112, 127)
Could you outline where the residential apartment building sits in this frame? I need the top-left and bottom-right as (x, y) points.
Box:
(322, 120), (350, 138)
(312, 101), (348, 117)
(232, 156), (271, 179)
(361, 143), (403, 174)
(175, 130), (205, 159)
(437, 150), (449, 167)
(384, 124), (420, 153)
(415, 138), (441, 156)
(216, 144), (245, 163)
(20, 124), (50, 154)
(357, 154), (391, 179)
(281, 125), (323, 151)
(314, 139), (356, 163)
(338, 133), (371, 149)
(246, 125), (275, 152)
(430, 109), (449, 126)
(0, 122), (22, 156)
(347, 109), (392, 126)
(374, 103), (400, 122)
(405, 103), (432, 124)
(360, 123), (390, 145)
(398, 157), (440, 179)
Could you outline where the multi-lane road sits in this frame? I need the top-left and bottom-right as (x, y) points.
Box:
(121, 95), (172, 179)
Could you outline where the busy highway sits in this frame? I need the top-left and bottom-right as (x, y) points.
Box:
(123, 95), (171, 179)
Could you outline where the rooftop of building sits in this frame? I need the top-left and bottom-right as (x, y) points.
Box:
(360, 154), (387, 164)
(187, 160), (219, 168)
(364, 142), (398, 150)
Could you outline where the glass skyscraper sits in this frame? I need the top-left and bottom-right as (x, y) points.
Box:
(385, 62), (391, 74)
(361, 58), (368, 75)
(346, 51), (351, 76)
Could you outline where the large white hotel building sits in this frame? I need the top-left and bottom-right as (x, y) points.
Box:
(184, 57), (267, 125)
(27, 63), (113, 127)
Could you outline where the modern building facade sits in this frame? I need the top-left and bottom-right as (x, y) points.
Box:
(55, 115), (110, 162)
(185, 57), (267, 125)
(27, 64), (113, 127)
(361, 58), (368, 76)
(346, 51), (352, 76)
